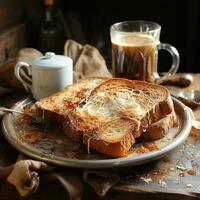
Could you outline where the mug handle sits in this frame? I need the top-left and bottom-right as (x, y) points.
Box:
(155, 43), (180, 84)
(14, 62), (32, 92)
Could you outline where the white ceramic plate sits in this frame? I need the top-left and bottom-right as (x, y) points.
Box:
(1, 97), (192, 169)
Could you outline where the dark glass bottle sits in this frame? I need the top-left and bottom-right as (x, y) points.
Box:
(38, 0), (68, 54)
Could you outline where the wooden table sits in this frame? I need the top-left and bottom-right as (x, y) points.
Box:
(0, 74), (200, 200)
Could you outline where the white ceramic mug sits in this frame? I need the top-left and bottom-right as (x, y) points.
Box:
(15, 52), (73, 100)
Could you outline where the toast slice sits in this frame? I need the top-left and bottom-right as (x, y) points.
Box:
(142, 110), (177, 140)
(35, 77), (107, 123)
(36, 78), (177, 158)
(67, 78), (176, 157)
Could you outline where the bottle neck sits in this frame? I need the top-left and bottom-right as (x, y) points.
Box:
(44, 6), (55, 21)
(43, 0), (56, 21)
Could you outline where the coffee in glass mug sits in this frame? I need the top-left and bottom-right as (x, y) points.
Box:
(110, 21), (180, 83)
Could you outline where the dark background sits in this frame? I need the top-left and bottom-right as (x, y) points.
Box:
(0, 0), (200, 72)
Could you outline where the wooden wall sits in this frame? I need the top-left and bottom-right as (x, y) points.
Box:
(0, 0), (27, 64)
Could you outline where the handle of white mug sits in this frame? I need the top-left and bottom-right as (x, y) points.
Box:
(14, 62), (32, 92)
(155, 43), (180, 84)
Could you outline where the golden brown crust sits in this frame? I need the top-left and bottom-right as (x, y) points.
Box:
(141, 110), (177, 140)
(82, 132), (135, 157)
(35, 77), (177, 158)
(35, 77), (107, 116)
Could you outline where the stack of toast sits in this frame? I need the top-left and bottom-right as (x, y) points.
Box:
(36, 78), (177, 157)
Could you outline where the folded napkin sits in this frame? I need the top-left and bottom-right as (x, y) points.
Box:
(64, 40), (112, 82)
(0, 49), (43, 95)
(0, 154), (120, 199)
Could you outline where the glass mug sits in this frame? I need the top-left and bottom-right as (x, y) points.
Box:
(110, 20), (180, 83)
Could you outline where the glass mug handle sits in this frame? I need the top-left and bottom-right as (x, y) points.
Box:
(155, 43), (180, 84)
(14, 62), (32, 92)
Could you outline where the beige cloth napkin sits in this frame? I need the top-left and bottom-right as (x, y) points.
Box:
(0, 154), (120, 199)
(0, 49), (43, 94)
(64, 40), (112, 82)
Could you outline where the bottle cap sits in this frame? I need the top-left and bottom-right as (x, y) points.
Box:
(43, 0), (54, 6)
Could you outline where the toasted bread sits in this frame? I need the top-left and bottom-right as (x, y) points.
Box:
(142, 110), (177, 140)
(35, 77), (107, 123)
(68, 78), (176, 157)
(36, 78), (177, 158)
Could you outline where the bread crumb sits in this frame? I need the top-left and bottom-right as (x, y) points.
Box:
(55, 139), (63, 145)
(140, 177), (152, 184)
(186, 183), (193, 188)
(179, 171), (185, 177)
(159, 180), (167, 188)
(170, 167), (175, 171)
(153, 170), (158, 175)
(64, 151), (78, 159)
(187, 168), (196, 176)
(161, 137), (171, 143)
(176, 164), (186, 171)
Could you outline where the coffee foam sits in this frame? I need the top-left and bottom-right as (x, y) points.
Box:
(111, 33), (156, 47)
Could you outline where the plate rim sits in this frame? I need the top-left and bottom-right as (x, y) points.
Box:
(1, 96), (192, 169)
